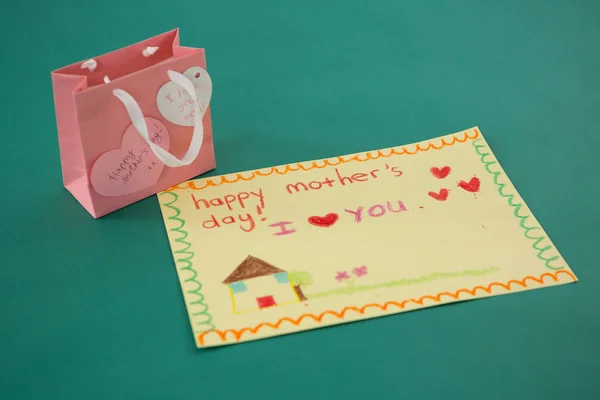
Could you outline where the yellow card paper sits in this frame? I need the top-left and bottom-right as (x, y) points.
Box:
(158, 127), (576, 347)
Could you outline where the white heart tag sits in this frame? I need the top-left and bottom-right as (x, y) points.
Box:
(156, 66), (212, 126)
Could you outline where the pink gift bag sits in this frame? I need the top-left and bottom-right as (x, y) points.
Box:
(51, 28), (216, 218)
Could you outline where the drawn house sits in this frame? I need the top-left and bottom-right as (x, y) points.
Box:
(223, 255), (307, 314)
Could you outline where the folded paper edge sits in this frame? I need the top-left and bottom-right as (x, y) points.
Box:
(51, 28), (181, 75)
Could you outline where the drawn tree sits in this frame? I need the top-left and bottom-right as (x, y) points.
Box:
(289, 270), (314, 301)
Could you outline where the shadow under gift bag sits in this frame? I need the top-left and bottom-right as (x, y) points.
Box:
(51, 28), (215, 218)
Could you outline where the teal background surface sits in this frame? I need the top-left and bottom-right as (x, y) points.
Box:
(2, 1), (599, 398)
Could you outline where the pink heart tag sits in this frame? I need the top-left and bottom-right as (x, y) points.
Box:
(91, 117), (170, 197)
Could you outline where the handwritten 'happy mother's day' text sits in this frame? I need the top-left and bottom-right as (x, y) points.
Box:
(284, 165), (402, 194)
(107, 131), (163, 184)
(191, 189), (265, 232)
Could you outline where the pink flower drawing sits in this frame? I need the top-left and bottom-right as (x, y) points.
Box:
(335, 271), (350, 282)
(352, 266), (368, 277)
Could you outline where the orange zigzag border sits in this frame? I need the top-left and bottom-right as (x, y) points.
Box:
(197, 270), (576, 346)
(167, 129), (480, 192)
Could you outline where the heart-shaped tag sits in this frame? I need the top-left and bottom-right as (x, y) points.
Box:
(428, 189), (449, 201)
(430, 166), (451, 179)
(90, 118), (170, 197)
(308, 213), (339, 227)
(458, 177), (481, 193)
(156, 66), (212, 126)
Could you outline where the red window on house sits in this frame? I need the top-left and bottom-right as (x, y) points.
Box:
(256, 295), (277, 309)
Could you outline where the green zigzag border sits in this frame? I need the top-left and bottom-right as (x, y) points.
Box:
(472, 138), (564, 270)
(159, 191), (215, 332)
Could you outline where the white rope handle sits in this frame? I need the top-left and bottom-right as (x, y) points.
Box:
(81, 47), (157, 72)
(112, 70), (204, 168)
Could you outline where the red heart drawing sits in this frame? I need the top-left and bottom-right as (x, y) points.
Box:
(428, 189), (449, 201)
(430, 166), (451, 179)
(308, 213), (339, 227)
(458, 177), (481, 193)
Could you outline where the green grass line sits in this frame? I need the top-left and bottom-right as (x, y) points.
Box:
(160, 191), (215, 331)
(472, 139), (563, 270)
(307, 267), (501, 299)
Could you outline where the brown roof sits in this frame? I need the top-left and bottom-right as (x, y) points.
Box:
(222, 255), (286, 284)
